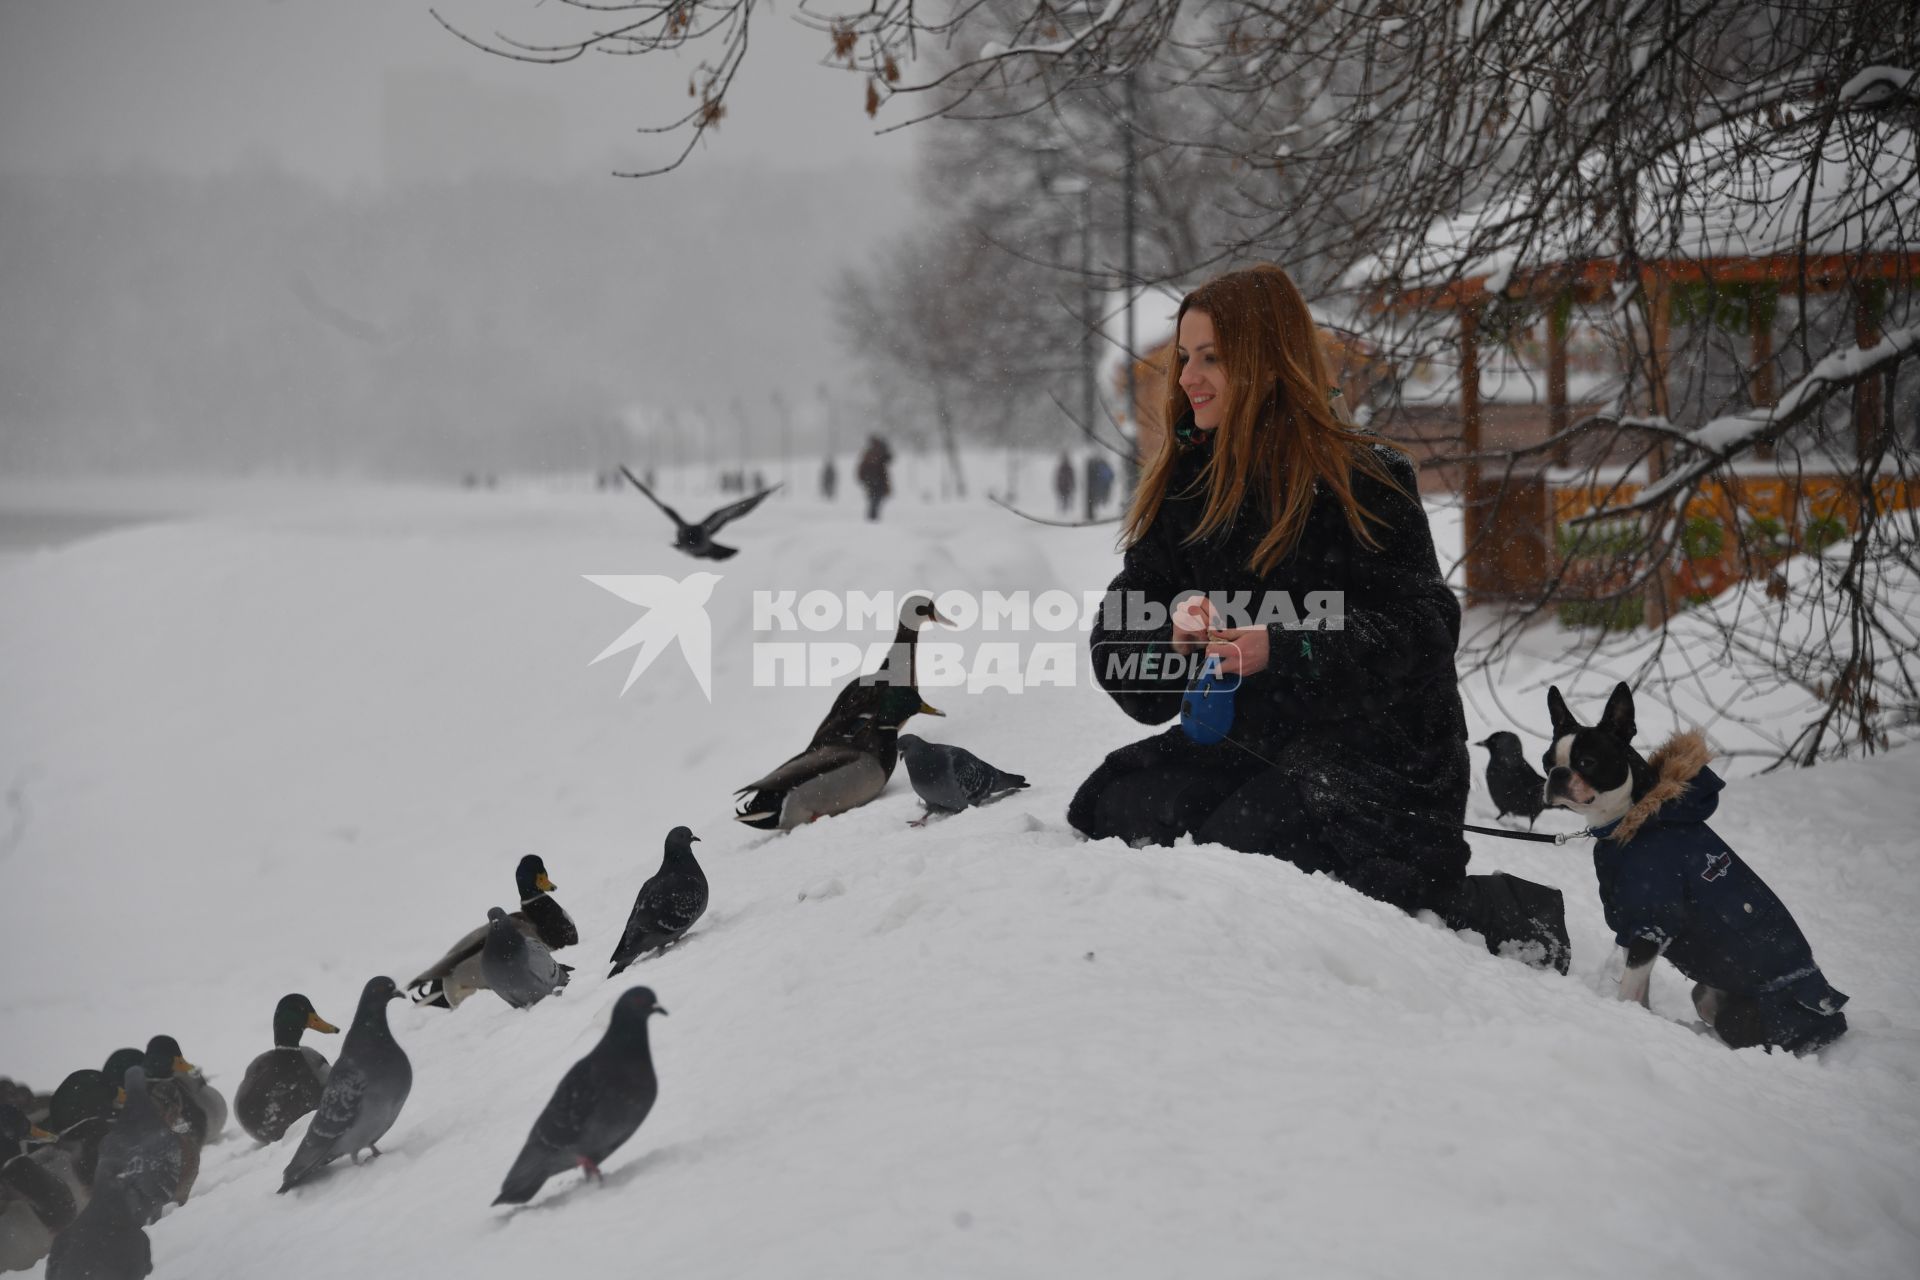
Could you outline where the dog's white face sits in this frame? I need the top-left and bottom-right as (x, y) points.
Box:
(1545, 733), (1637, 827)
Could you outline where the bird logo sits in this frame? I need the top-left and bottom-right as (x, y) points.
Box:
(584, 572), (723, 699)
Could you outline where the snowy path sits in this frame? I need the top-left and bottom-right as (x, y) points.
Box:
(2, 477), (1916, 1278)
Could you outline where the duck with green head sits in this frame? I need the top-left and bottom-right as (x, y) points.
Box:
(406, 855), (577, 1009)
(236, 994), (340, 1144)
(100, 1050), (142, 1109)
(808, 593), (947, 745)
(735, 683), (939, 830)
(24, 1071), (115, 1215)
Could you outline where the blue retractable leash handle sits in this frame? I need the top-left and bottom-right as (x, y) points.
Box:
(1180, 661), (1239, 745)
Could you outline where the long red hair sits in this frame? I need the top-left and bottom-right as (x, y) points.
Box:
(1122, 263), (1405, 575)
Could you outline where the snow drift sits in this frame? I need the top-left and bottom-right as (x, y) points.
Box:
(2, 475), (1916, 1278)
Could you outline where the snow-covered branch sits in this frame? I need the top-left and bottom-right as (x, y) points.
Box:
(1571, 323), (1920, 520)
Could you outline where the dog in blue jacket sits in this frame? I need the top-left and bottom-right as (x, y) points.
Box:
(1542, 683), (1848, 1052)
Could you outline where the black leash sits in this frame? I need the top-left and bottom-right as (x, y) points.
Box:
(1208, 725), (1597, 847)
(1462, 821), (1595, 845)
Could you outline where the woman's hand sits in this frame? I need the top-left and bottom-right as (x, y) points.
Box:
(1203, 626), (1270, 677)
(1170, 596), (1216, 655)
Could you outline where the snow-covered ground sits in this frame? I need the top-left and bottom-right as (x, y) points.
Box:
(2, 469), (1917, 1278)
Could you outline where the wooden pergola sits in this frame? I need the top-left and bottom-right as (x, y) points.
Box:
(1387, 249), (1918, 622)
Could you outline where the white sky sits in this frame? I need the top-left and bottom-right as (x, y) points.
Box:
(0, 0), (919, 187)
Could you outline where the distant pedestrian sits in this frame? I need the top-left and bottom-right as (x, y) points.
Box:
(856, 435), (894, 522)
(820, 457), (839, 501)
(1085, 454), (1115, 520)
(1054, 452), (1075, 514)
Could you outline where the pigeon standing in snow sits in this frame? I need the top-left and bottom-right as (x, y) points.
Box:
(406, 854), (577, 1009)
(493, 987), (666, 1206)
(896, 735), (1029, 823)
(482, 908), (572, 1009)
(91, 1068), (186, 1225)
(1477, 731), (1547, 827)
(608, 828), (709, 977)
(44, 1174), (150, 1280)
(622, 465), (780, 560)
(278, 977), (412, 1193)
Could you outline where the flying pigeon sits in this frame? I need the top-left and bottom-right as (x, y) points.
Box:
(493, 987), (667, 1206)
(482, 908), (572, 1009)
(608, 828), (709, 977)
(1477, 731), (1547, 827)
(896, 735), (1028, 823)
(622, 465), (780, 560)
(278, 977), (413, 1193)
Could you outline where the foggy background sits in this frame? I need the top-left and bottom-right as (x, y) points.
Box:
(0, 0), (921, 476)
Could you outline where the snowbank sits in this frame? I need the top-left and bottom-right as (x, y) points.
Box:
(2, 479), (1916, 1278)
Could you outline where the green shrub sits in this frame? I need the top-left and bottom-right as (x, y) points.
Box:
(1681, 516), (1727, 560)
(1555, 519), (1643, 559)
(1741, 515), (1786, 551)
(1804, 514), (1848, 554)
(1557, 597), (1646, 631)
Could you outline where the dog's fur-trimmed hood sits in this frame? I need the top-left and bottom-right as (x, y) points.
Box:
(1604, 730), (1715, 844)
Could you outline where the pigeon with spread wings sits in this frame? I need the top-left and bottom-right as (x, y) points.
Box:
(622, 466), (780, 561)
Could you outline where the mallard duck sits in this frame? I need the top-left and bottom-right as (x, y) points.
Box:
(406, 855), (577, 1009)
(143, 1036), (226, 1144)
(809, 594), (946, 745)
(100, 1050), (142, 1107)
(27, 1072), (114, 1214)
(1, 1110), (73, 1274)
(235, 994), (340, 1144)
(735, 686), (935, 830)
(140, 1037), (211, 1150)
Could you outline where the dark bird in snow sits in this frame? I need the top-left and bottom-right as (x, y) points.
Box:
(408, 854), (577, 1009)
(896, 735), (1029, 823)
(100, 1052), (142, 1106)
(142, 1035), (225, 1146)
(608, 827), (708, 977)
(43, 1174), (150, 1280)
(482, 908), (572, 1009)
(1477, 731), (1548, 827)
(236, 994), (340, 1144)
(2, 1143), (77, 1272)
(91, 1068), (187, 1226)
(809, 593), (946, 745)
(0, 1104), (51, 1162)
(1, 1102), (67, 1272)
(139, 1037), (212, 1150)
(622, 465), (780, 561)
(278, 977), (412, 1193)
(493, 987), (667, 1206)
(28, 1073), (115, 1216)
(734, 685), (935, 830)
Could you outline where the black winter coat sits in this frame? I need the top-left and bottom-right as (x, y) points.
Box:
(1082, 425), (1471, 901)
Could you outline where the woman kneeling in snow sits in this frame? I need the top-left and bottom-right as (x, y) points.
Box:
(1068, 264), (1568, 966)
